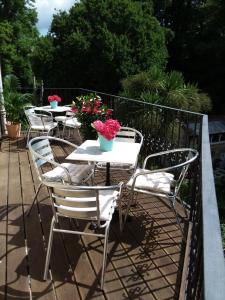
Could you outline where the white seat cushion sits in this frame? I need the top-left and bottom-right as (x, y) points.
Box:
(42, 163), (93, 184)
(63, 118), (81, 128)
(31, 122), (58, 131)
(127, 168), (174, 194)
(55, 116), (67, 122)
(99, 190), (119, 220)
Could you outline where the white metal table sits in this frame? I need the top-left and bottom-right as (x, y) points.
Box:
(66, 139), (141, 185)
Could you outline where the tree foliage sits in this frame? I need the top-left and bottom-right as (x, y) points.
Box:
(121, 66), (211, 112)
(32, 0), (168, 92)
(153, 0), (225, 113)
(0, 0), (38, 85)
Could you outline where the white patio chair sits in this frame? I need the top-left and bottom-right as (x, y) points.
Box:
(55, 111), (82, 141)
(24, 106), (59, 147)
(43, 181), (123, 290)
(27, 136), (94, 215)
(123, 148), (198, 235)
(96, 126), (143, 172)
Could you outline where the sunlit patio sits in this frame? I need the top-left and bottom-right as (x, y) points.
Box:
(0, 135), (186, 300)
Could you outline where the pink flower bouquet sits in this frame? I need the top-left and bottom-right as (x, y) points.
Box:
(92, 119), (121, 140)
(48, 95), (62, 103)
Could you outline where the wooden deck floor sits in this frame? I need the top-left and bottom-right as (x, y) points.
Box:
(0, 136), (186, 300)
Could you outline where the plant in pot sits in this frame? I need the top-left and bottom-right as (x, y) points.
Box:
(2, 74), (33, 138)
(71, 93), (113, 140)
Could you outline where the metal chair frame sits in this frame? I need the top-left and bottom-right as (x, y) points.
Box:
(123, 148), (198, 235)
(24, 106), (59, 147)
(55, 111), (82, 141)
(28, 136), (94, 215)
(43, 181), (123, 290)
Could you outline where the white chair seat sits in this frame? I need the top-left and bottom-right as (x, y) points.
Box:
(31, 122), (58, 131)
(55, 190), (119, 221)
(63, 118), (81, 128)
(43, 163), (93, 184)
(55, 116), (67, 122)
(127, 168), (174, 194)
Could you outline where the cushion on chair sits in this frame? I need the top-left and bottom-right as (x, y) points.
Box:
(42, 163), (93, 184)
(64, 118), (81, 128)
(31, 122), (58, 131)
(127, 168), (174, 194)
(55, 116), (67, 122)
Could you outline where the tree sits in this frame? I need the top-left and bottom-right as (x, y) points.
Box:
(33, 0), (168, 92)
(120, 66), (211, 113)
(152, 0), (225, 113)
(0, 0), (38, 86)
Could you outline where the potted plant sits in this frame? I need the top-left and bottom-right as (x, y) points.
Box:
(2, 74), (33, 138)
(48, 94), (62, 108)
(71, 93), (113, 139)
(92, 119), (121, 151)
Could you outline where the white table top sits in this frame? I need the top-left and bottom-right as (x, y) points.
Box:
(66, 140), (141, 164)
(34, 105), (71, 113)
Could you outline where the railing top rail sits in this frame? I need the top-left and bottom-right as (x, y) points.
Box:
(40, 87), (205, 117)
(202, 115), (225, 300)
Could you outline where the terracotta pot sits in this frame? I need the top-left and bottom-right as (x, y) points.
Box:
(6, 123), (21, 138)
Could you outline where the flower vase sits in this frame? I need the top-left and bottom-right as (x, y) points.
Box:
(98, 134), (114, 151)
(50, 101), (58, 109)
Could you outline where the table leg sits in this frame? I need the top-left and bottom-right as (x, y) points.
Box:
(105, 162), (110, 186)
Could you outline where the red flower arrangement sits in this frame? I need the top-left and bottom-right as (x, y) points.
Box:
(71, 93), (113, 139)
(48, 95), (62, 103)
(71, 94), (112, 117)
(92, 119), (121, 140)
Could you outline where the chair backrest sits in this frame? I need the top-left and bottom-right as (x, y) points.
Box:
(29, 137), (54, 181)
(115, 127), (143, 145)
(46, 183), (121, 227)
(24, 107), (53, 128)
(143, 148), (198, 197)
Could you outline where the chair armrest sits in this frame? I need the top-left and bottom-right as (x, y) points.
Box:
(143, 148), (198, 169)
(31, 147), (72, 183)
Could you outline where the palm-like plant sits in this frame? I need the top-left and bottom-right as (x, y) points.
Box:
(3, 74), (33, 124)
(120, 66), (211, 113)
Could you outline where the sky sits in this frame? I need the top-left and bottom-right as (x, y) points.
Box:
(34, 0), (76, 35)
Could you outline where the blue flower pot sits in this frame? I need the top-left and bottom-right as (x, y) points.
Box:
(98, 134), (114, 151)
(50, 101), (58, 109)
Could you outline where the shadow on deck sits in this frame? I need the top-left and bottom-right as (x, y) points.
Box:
(0, 135), (187, 300)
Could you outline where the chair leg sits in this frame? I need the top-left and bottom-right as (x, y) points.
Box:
(122, 190), (135, 230)
(118, 199), (123, 233)
(169, 197), (185, 237)
(26, 128), (32, 148)
(62, 124), (66, 138)
(44, 217), (55, 280)
(76, 128), (82, 144)
(26, 183), (43, 216)
(100, 223), (110, 290)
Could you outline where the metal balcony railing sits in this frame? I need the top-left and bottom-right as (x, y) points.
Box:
(28, 87), (225, 299)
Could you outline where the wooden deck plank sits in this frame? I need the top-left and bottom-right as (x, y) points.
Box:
(6, 139), (31, 299)
(122, 195), (182, 299)
(0, 139), (9, 298)
(80, 225), (128, 300)
(36, 185), (81, 300)
(0, 136), (186, 300)
(57, 220), (105, 300)
(19, 149), (56, 300)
